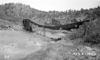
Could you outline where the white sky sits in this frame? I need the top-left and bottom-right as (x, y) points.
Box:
(0, 0), (100, 11)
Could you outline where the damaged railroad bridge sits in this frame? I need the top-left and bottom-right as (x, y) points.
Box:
(22, 19), (90, 32)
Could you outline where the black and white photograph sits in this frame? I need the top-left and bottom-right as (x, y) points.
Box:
(0, 0), (100, 60)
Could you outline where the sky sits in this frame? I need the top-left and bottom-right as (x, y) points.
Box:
(0, 0), (100, 11)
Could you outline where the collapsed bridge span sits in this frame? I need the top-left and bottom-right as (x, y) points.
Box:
(22, 19), (90, 32)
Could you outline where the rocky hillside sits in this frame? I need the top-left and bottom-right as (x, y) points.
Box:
(0, 3), (99, 25)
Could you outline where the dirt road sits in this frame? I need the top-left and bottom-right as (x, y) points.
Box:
(0, 30), (49, 60)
